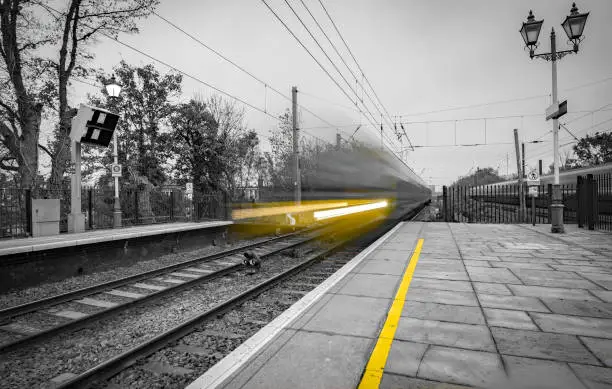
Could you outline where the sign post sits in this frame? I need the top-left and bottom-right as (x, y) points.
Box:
(68, 104), (120, 233)
(527, 170), (540, 226)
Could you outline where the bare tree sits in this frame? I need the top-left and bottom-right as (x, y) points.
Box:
(0, 0), (159, 188)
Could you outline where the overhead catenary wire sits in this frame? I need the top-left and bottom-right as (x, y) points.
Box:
(317, 0), (396, 132)
(152, 11), (343, 134)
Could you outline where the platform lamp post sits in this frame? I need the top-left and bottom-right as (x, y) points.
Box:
(519, 2), (589, 233)
(106, 76), (123, 228)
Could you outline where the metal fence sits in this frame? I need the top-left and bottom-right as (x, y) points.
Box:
(441, 171), (612, 231)
(0, 184), (229, 239)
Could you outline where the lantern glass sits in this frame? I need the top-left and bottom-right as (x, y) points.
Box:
(520, 18), (543, 47)
(562, 12), (588, 40)
(105, 76), (122, 98)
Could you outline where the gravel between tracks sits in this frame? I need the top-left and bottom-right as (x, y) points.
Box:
(0, 235), (272, 310)
(0, 242), (325, 389)
(105, 247), (359, 389)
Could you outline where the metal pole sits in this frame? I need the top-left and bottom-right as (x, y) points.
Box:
(550, 28), (564, 233)
(514, 129), (525, 222)
(113, 131), (122, 228)
(522, 143), (526, 179)
(68, 140), (85, 233)
(539, 159), (543, 176)
(292, 86), (301, 205)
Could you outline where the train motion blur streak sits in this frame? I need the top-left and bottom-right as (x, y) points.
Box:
(233, 147), (431, 227)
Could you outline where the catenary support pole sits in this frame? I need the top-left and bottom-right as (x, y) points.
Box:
(292, 86), (301, 205)
(514, 129), (525, 222)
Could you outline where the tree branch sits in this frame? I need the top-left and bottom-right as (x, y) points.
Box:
(38, 143), (53, 157)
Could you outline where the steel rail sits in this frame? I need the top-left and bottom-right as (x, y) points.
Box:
(0, 226), (330, 353)
(56, 204), (427, 389)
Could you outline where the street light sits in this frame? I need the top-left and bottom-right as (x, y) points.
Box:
(105, 75), (123, 228)
(519, 2), (589, 233)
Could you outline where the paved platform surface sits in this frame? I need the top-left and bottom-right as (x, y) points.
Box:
(187, 222), (612, 389)
(0, 221), (232, 256)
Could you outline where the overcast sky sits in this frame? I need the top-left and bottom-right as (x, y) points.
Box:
(65, 0), (612, 189)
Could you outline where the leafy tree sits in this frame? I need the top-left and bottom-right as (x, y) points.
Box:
(452, 167), (505, 187)
(88, 61), (181, 187)
(0, 0), (159, 188)
(572, 131), (612, 166)
(169, 96), (259, 198)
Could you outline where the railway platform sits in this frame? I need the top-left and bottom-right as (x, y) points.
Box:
(186, 222), (612, 389)
(0, 221), (232, 292)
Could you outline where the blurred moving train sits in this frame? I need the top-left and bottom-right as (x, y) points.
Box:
(234, 147), (432, 224)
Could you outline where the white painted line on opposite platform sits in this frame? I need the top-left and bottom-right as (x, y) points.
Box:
(185, 221), (405, 389)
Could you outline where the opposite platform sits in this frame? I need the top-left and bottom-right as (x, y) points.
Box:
(0, 221), (232, 257)
(186, 222), (612, 389)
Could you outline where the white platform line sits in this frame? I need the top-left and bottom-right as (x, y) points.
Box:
(185, 222), (405, 389)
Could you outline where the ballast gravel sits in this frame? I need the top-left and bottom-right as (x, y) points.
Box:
(0, 247), (310, 389)
(0, 235), (271, 310)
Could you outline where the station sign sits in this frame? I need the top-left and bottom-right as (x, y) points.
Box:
(528, 186), (538, 197)
(526, 170), (540, 186)
(545, 100), (568, 121)
(111, 163), (122, 177)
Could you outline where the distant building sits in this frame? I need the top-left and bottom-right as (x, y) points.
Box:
(429, 185), (436, 193)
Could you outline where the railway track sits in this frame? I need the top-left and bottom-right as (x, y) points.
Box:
(53, 204), (426, 389)
(0, 223), (332, 353)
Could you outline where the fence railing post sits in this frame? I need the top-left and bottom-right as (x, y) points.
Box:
(587, 174), (595, 230)
(577, 176), (583, 228)
(25, 189), (32, 237)
(547, 184), (553, 224)
(442, 186), (448, 222)
(88, 188), (93, 229)
(134, 190), (139, 224)
(170, 191), (175, 222)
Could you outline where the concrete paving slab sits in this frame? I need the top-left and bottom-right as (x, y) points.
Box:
(410, 269), (469, 281)
(463, 260), (491, 267)
(491, 262), (555, 271)
(484, 308), (538, 330)
(409, 278), (473, 293)
(402, 301), (485, 325)
(380, 374), (472, 389)
(512, 269), (585, 280)
(491, 327), (599, 364)
(368, 249), (412, 261)
(541, 299), (612, 319)
(356, 259), (408, 276)
(462, 255), (501, 262)
(580, 337), (612, 366)
(478, 294), (550, 312)
(384, 340), (428, 376)
(336, 273), (400, 299)
(579, 273), (612, 290)
(228, 331), (370, 389)
(592, 291), (612, 303)
(503, 355), (586, 389)
(465, 266), (522, 284)
(530, 313), (612, 339)
(569, 364), (612, 389)
(517, 276), (602, 289)
(472, 282), (512, 296)
(417, 345), (506, 388)
(300, 294), (390, 338)
(395, 317), (496, 352)
(509, 285), (600, 301)
(405, 288), (479, 306)
(553, 265), (612, 274)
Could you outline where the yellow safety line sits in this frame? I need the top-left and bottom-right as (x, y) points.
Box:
(357, 238), (424, 389)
